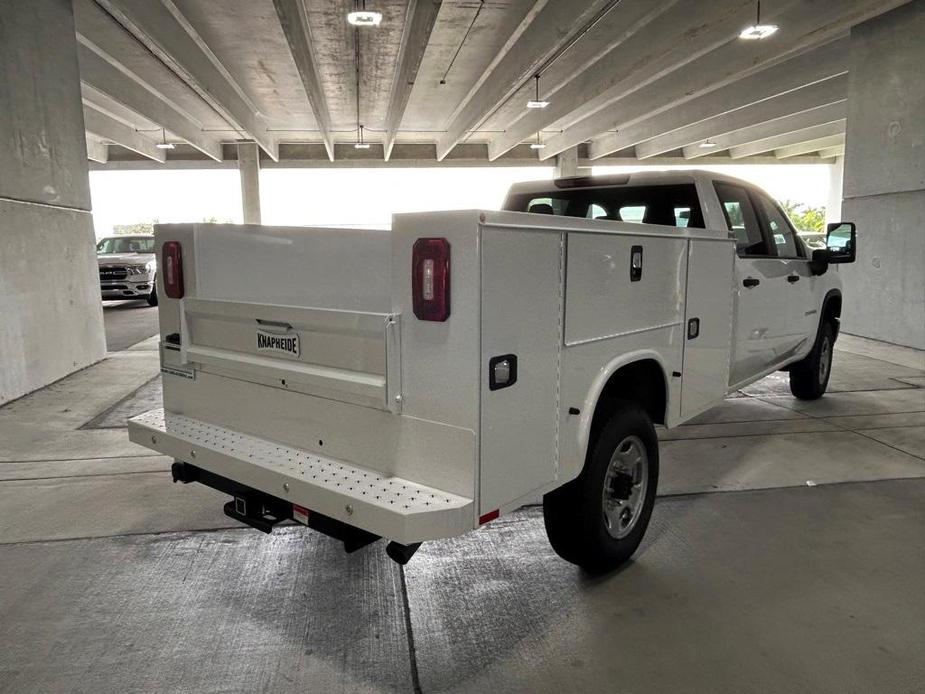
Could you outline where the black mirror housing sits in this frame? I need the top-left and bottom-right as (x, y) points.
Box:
(824, 221), (857, 264)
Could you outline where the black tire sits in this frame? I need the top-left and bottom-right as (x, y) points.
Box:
(147, 284), (158, 307)
(543, 402), (659, 573)
(789, 320), (835, 400)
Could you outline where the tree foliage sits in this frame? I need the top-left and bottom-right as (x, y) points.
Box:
(780, 200), (826, 233)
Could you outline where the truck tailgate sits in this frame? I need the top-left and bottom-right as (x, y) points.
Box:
(129, 409), (473, 544)
(175, 297), (401, 411)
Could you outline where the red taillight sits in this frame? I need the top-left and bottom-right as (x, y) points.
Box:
(412, 237), (450, 321)
(163, 241), (184, 299)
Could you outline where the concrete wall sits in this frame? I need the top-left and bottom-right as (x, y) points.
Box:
(0, 0), (106, 404)
(840, 2), (925, 349)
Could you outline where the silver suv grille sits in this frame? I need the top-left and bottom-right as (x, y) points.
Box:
(99, 266), (128, 280)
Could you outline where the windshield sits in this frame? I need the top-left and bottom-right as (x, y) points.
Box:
(97, 237), (155, 254)
(504, 183), (705, 228)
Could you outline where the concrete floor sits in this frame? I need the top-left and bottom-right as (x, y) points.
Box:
(1, 313), (923, 694)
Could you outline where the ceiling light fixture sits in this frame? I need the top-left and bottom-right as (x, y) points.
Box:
(699, 139), (718, 149)
(155, 128), (175, 150)
(527, 74), (549, 109)
(739, 1), (778, 40)
(530, 132), (546, 150)
(347, 0), (381, 26)
(354, 124), (370, 149)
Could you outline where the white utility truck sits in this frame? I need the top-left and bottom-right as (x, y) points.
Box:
(128, 171), (856, 571)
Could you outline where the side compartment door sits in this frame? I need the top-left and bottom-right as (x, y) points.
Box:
(680, 238), (735, 419)
(479, 227), (562, 516)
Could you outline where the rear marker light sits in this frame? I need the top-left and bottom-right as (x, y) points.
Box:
(412, 237), (450, 321)
(479, 509), (500, 525)
(163, 241), (184, 299)
(292, 505), (310, 526)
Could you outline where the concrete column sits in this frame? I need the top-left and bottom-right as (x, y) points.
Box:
(839, 2), (925, 349)
(237, 142), (262, 224)
(825, 155), (844, 227)
(555, 147), (579, 178)
(0, 0), (106, 404)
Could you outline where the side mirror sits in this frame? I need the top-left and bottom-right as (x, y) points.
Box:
(823, 222), (857, 264)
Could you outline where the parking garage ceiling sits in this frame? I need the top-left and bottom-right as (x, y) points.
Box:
(76, 0), (911, 168)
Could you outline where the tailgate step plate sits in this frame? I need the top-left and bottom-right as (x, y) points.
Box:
(128, 408), (473, 544)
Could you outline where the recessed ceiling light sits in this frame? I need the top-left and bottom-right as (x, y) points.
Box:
(347, 10), (381, 26)
(353, 143), (371, 149)
(530, 143), (546, 150)
(699, 140), (718, 149)
(739, 24), (778, 39)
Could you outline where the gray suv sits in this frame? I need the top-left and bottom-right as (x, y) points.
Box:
(96, 235), (158, 306)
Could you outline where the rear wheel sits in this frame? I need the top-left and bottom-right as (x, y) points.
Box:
(543, 402), (658, 573)
(789, 320), (834, 400)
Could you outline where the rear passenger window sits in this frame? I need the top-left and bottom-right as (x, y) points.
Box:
(714, 182), (768, 256)
(754, 195), (802, 258)
(587, 203), (607, 219)
(526, 197), (567, 215)
(618, 206), (646, 223)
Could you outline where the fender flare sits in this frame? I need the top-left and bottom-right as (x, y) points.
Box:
(575, 349), (671, 466)
(819, 289), (843, 340)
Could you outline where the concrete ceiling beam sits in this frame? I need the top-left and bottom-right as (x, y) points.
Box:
(83, 104), (166, 162)
(93, 0), (279, 160)
(728, 120), (847, 159)
(383, 0), (442, 161)
(272, 0), (335, 161)
(76, 41), (223, 161)
(817, 145), (846, 159)
(435, 0), (622, 161)
(526, 0), (911, 162)
(633, 73), (848, 159)
(775, 135), (847, 159)
(683, 103), (846, 159)
(488, 0), (787, 161)
(85, 136), (109, 164)
(588, 39), (848, 160)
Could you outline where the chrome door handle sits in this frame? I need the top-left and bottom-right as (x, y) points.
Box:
(743, 278), (760, 288)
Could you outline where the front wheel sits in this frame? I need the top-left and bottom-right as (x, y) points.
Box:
(789, 320), (834, 400)
(147, 284), (158, 307)
(543, 402), (659, 573)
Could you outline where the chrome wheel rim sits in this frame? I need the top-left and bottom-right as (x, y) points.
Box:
(602, 435), (648, 540)
(819, 335), (832, 383)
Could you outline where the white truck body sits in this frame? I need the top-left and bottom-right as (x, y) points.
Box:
(128, 171), (850, 562)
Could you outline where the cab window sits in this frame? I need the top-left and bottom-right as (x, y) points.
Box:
(507, 184), (705, 228)
(618, 206), (646, 223)
(754, 194), (803, 258)
(714, 181), (768, 256)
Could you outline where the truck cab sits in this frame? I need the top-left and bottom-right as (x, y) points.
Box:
(128, 171), (856, 571)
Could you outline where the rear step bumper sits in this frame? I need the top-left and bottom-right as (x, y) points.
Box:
(128, 408), (474, 545)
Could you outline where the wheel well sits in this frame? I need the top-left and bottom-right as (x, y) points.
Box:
(589, 359), (667, 445)
(822, 291), (842, 337)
